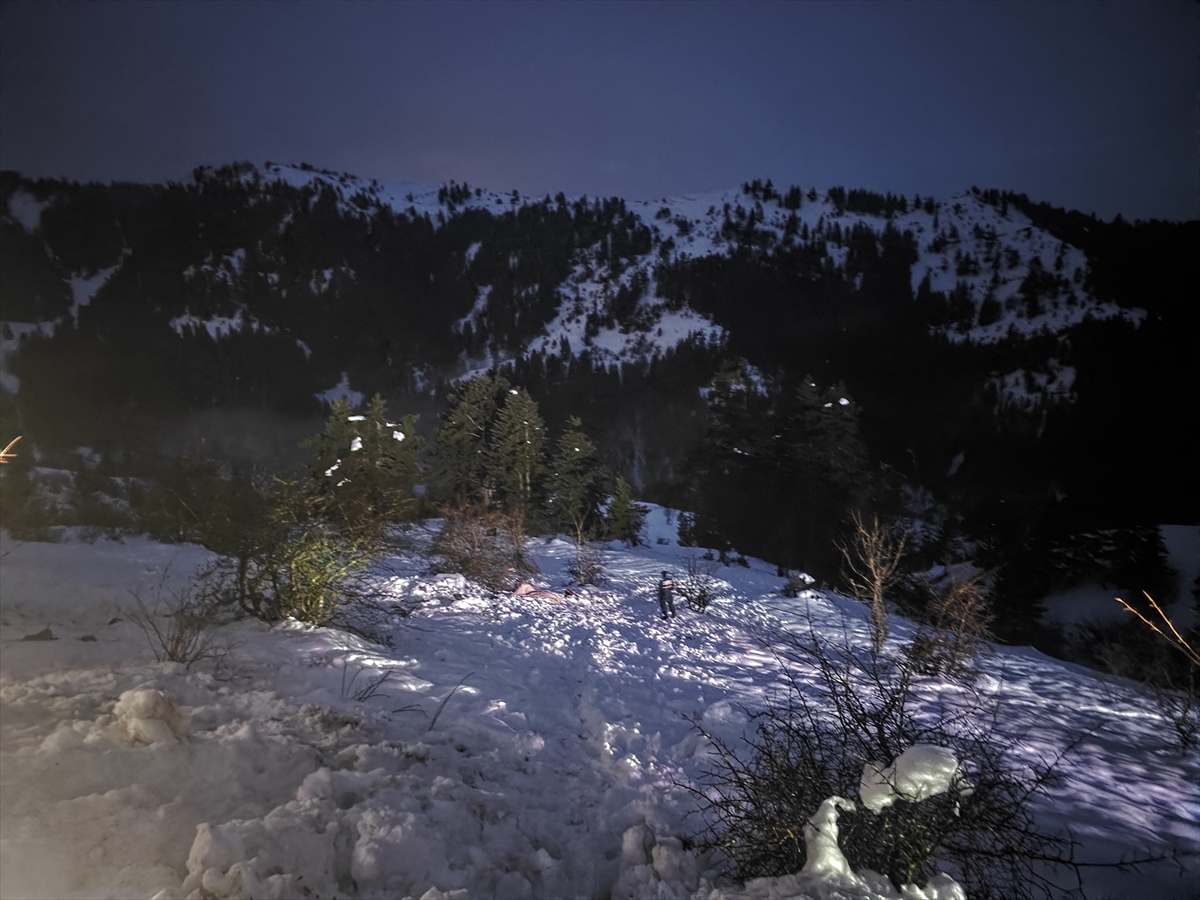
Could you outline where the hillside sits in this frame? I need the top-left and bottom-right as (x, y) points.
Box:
(0, 163), (1196, 621)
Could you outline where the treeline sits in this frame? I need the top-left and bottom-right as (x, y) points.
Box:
(315, 375), (648, 547)
(977, 190), (1199, 526)
(679, 364), (875, 577)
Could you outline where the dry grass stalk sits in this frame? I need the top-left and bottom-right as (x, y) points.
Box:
(1115, 592), (1200, 667)
(0, 435), (20, 465)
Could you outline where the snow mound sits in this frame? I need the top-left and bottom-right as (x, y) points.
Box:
(114, 687), (189, 745)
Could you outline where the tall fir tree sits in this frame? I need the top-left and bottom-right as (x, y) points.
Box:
(431, 374), (510, 505)
(301, 393), (425, 537)
(684, 363), (777, 557)
(779, 375), (873, 576)
(488, 386), (547, 524)
(684, 364), (873, 576)
(546, 417), (607, 540)
(605, 475), (649, 545)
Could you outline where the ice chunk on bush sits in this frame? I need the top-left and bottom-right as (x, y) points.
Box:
(859, 744), (965, 814)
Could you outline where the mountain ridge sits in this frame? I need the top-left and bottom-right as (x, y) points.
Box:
(1, 162), (1155, 400)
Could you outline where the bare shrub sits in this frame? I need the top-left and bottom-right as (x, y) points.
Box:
(429, 501), (535, 591)
(1091, 629), (1199, 752)
(903, 570), (995, 680)
(1116, 592), (1200, 666)
(564, 506), (604, 585)
(567, 540), (604, 586)
(675, 555), (720, 612)
(686, 617), (1096, 900)
(1149, 669), (1200, 752)
(838, 512), (908, 651)
(128, 578), (226, 668)
(1085, 594), (1200, 752)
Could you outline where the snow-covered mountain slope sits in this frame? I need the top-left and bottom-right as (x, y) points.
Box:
(0, 163), (1149, 417)
(2, 521), (1196, 900)
(254, 164), (1140, 373)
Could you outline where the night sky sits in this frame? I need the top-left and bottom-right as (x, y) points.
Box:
(1, 1), (1196, 222)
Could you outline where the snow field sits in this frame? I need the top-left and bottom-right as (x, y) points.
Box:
(1, 522), (1198, 899)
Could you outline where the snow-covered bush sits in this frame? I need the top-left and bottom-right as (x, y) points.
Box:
(687, 618), (1080, 899)
(780, 570), (816, 598)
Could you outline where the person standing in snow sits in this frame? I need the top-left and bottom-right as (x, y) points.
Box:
(657, 571), (677, 619)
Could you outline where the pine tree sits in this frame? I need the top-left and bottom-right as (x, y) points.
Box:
(488, 386), (547, 523)
(605, 475), (649, 545)
(683, 364), (874, 576)
(784, 376), (870, 494)
(304, 398), (356, 476)
(1103, 526), (1174, 601)
(432, 374), (510, 504)
(683, 364), (777, 558)
(301, 393), (425, 539)
(546, 417), (606, 540)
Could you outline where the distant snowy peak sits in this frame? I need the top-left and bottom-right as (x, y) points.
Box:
(255, 161), (530, 224)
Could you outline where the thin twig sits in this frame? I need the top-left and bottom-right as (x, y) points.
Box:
(0, 435), (20, 464)
(427, 672), (474, 732)
(391, 702), (428, 717)
(352, 668), (394, 701)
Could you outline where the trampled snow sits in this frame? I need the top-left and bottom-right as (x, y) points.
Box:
(1, 520), (1197, 900)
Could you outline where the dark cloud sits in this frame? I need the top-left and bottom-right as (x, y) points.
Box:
(1, 0), (1195, 220)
